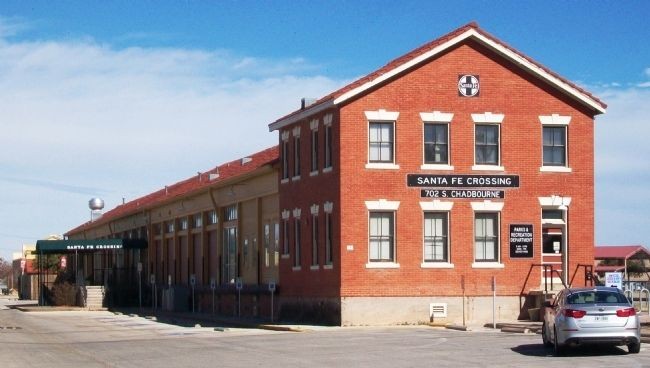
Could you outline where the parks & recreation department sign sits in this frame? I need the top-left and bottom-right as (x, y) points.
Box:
(509, 224), (534, 259)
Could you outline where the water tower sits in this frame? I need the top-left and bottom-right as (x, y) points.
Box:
(89, 198), (105, 222)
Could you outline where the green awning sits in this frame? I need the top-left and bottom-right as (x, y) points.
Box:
(35, 238), (147, 254)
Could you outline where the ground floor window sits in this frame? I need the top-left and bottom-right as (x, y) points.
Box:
(423, 212), (448, 262)
(474, 213), (499, 262)
(369, 211), (394, 262)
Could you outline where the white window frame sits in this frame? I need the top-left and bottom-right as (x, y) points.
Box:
(281, 131), (290, 183)
(323, 114), (333, 173)
(292, 208), (302, 270)
(292, 126), (301, 181)
(281, 210), (290, 259)
(310, 204), (319, 270)
(472, 112), (504, 171)
(539, 114), (572, 172)
(365, 109), (400, 170)
(420, 201), (454, 268)
(365, 199), (400, 268)
(324, 201), (334, 269)
(310, 119), (319, 176)
(420, 111), (454, 170)
(471, 201), (504, 268)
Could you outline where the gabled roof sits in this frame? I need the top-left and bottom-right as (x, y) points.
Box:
(269, 22), (606, 132)
(65, 146), (279, 236)
(595, 245), (650, 260)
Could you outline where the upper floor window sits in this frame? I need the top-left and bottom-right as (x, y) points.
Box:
(475, 125), (499, 165)
(293, 126), (301, 179)
(539, 114), (571, 172)
(543, 126), (567, 166)
(424, 124), (449, 165)
(192, 213), (202, 228)
(281, 139), (290, 180)
(178, 217), (188, 231)
(365, 110), (399, 169)
(207, 210), (218, 225)
(310, 120), (319, 174)
(420, 111), (453, 169)
(369, 122), (394, 163)
(224, 205), (238, 222)
(472, 112), (504, 171)
(165, 221), (175, 234)
(324, 114), (333, 170)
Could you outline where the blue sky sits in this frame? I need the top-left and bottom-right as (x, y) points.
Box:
(1, 1), (649, 261)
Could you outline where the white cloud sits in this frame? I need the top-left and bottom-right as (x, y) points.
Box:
(594, 85), (650, 246)
(0, 23), (346, 259)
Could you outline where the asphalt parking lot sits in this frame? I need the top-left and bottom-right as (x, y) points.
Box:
(1, 296), (650, 367)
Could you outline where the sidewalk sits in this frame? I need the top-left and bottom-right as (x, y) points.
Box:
(110, 307), (311, 332)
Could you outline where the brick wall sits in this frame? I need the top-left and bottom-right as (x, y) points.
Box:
(279, 39), (596, 302)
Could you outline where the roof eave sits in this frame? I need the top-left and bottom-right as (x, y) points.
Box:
(268, 100), (335, 132)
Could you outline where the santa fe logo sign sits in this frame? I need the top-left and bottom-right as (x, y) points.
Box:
(458, 74), (480, 97)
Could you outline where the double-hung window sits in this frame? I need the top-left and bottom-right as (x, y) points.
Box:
(281, 131), (290, 182)
(369, 212), (394, 262)
(292, 126), (301, 180)
(471, 200), (504, 268)
(539, 114), (571, 172)
(310, 204), (319, 268)
(474, 213), (499, 262)
(323, 113), (333, 172)
(324, 201), (334, 267)
(281, 210), (290, 257)
(293, 209), (301, 269)
(423, 213), (448, 262)
(475, 125), (499, 165)
(310, 119), (319, 175)
(420, 110), (453, 169)
(369, 123), (394, 163)
(543, 127), (566, 166)
(424, 124), (448, 165)
(472, 113), (504, 171)
(365, 109), (399, 169)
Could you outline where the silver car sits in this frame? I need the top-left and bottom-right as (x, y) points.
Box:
(542, 286), (641, 355)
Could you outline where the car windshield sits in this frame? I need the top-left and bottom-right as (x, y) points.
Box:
(566, 290), (628, 304)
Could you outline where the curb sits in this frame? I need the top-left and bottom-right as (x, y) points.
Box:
(446, 324), (469, 331)
(257, 324), (305, 332)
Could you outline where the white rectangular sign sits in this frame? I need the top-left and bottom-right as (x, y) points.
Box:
(605, 272), (623, 289)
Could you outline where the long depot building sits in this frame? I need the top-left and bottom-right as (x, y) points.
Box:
(64, 23), (605, 325)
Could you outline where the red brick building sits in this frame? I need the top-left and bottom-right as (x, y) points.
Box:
(269, 23), (606, 325)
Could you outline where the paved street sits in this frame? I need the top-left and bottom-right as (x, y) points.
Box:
(1, 298), (650, 367)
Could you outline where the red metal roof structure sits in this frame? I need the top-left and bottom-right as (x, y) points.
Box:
(594, 245), (650, 274)
(269, 22), (606, 132)
(595, 245), (650, 260)
(65, 146), (279, 236)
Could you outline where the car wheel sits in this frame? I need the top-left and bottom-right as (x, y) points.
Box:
(541, 322), (553, 348)
(553, 328), (564, 356)
(628, 341), (641, 354)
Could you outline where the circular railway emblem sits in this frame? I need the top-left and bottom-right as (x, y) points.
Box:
(458, 75), (480, 97)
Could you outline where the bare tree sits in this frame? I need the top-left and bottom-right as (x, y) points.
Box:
(0, 257), (11, 282)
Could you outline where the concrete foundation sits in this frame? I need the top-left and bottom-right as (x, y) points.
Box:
(341, 296), (522, 326)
